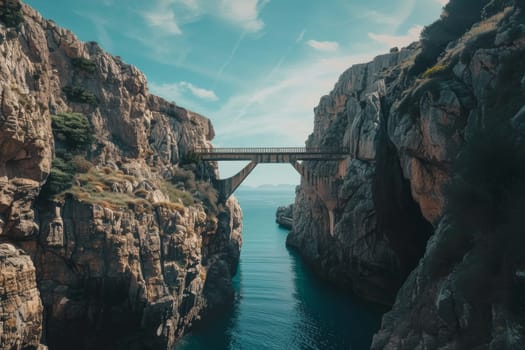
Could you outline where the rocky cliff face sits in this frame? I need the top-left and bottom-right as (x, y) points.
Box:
(289, 0), (525, 347)
(0, 2), (241, 349)
(275, 204), (293, 229)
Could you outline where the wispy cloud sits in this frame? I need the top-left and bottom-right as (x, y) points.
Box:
(219, 0), (269, 33)
(142, 0), (268, 36)
(181, 82), (219, 101)
(213, 32), (246, 88)
(357, 0), (417, 32)
(205, 52), (377, 146)
(295, 29), (306, 43)
(143, 10), (182, 35)
(307, 40), (339, 52)
(368, 25), (423, 48)
(150, 81), (218, 103)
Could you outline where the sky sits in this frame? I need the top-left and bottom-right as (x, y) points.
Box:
(24, 0), (446, 186)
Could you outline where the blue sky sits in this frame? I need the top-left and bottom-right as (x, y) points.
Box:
(24, 0), (446, 186)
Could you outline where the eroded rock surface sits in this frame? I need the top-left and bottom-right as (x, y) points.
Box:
(275, 204), (293, 229)
(289, 0), (525, 347)
(0, 2), (242, 349)
(0, 244), (45, 350)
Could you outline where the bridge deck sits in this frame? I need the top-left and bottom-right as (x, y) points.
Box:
(194, 147), (349, 162)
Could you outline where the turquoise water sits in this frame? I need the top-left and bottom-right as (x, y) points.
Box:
(175, 188), (384, 350)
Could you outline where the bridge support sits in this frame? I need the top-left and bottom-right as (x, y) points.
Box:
(214, 161), (258, 202)
(290, 161), (304, 176)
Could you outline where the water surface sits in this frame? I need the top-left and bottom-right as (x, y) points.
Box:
(175, 188), (383, 350)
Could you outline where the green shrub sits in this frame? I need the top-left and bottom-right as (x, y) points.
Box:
(195, 181), (218, 215)
(172, 167), (196, 189)
(40, 166), (74, 199)
(70, 155), (93, 173)
(422, 63), (449, 78)
(410, 0), (488, 75)
(0, 0), (23, 28)
(71, 57), (97, 74)
(180, 151), (201, 166)
(51, 113), (92, 150)
(5, 29), (17, 40)
(160, 180), (193, 206)
(62, 86), (98, 106)
(40, 154), (91, 199)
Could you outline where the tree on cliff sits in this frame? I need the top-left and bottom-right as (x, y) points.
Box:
(411, 0), (489, 75)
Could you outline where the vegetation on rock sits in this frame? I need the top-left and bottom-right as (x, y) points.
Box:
(71, 57), (97, 73)
(51, 112), (93, 150)
(411, 0), (489, 75)
(62, 86), (98, 106)
(0, 0), (23, 28)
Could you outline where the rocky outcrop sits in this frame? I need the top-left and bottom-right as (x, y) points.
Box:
(288, 46), (431, 304)
(0, 244), (46, 350)
(0, 2), (241, 349)
(289, 0), (525, 347)
(275, 204), (293, 229)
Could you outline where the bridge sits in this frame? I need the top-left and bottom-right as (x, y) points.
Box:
(195, 147), (349, 162)
(194, 147), (349, 202)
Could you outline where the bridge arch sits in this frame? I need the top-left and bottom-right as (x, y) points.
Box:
(193, 147), (349, 236)
(194, 147), (349, 202)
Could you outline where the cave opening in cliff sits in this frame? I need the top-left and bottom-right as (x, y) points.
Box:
(373, 128), (434, 283)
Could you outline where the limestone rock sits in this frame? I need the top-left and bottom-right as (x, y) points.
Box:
(275, 204), (293, 229)
(0, 2), (242, 349)
(290, 0), (525, 347)
(0, 244), (44, 350)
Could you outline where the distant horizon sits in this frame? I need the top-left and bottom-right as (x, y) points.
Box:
(238, 183), (297, 189)
(24, 0), (445, 186)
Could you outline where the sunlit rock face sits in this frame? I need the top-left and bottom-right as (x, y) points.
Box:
(0, 2), (242, 349)
(290, 0), (525, 348)
(0, 244), (45, 350)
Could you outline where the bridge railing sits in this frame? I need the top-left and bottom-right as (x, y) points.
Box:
(193, 147), (349, 154)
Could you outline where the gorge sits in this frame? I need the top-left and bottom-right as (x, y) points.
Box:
(2, 0), (525, 349)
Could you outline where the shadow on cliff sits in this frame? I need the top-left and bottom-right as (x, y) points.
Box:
(373, 113), (434, 281)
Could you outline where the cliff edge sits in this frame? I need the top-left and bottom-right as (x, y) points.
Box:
(0, 2), (241, 349)
(289, 0), (525, 348)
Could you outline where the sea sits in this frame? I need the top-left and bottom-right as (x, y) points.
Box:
(174, 186), (384, 350)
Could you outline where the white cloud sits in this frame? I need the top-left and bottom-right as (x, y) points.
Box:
(150, 81), (218, 102)
(307, 40), (339, 52)
(207, 52), (377, 147)
(142, 0), (268, 35)
(181, 82), (219, 101)
(358, 0), (417, 31)
(143, 10), (182, 35)
(219, 0), (268, 33)
(368, 25), (423, 49)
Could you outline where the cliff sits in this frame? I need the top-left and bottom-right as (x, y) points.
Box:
(288, 0), (525, 347)
(0, 2), (242, 349)
(275, 204), (293, 230)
